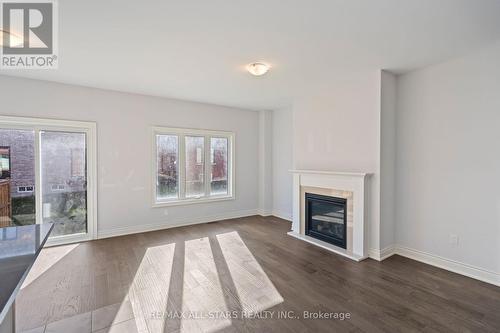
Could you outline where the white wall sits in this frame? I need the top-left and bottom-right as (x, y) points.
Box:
(0, 76), (260, 236)
(258, 110), (273, 215)
(396, 41), (500, 276)
(271, 106), (293, 220)
(380, 71), (397, 250)
(292, 70), (382, 252)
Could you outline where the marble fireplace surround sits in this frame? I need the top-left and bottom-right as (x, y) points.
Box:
(288, 170), (370, 261)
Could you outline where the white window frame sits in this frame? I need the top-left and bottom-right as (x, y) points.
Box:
(152, 126), (234, 207)
(0, 115), (97, 246)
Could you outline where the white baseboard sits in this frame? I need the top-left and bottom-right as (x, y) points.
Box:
(396, 245), (500, 287)
(271, 209), (292, 221)
(368, 248), (380, 260)
(98, 209), (259, 239)
(371, 244), (500, 287)
(257, 209), (273, 217)
(369, 245), (397, 261)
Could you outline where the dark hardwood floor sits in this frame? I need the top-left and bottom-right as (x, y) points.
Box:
(18, 216), (500, 332)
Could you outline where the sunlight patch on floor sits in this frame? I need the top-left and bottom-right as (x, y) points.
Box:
(125, 242), (176, 333)
(21, 243), (80, 289)
(216, 231), (284, 316)
(181, 237), (232, 333)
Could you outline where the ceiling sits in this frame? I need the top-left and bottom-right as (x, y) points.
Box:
(3, 0), (500, 110)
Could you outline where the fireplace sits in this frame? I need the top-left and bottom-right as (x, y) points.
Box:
(290, 170), (368, 261)
(305, 193), (347, 249)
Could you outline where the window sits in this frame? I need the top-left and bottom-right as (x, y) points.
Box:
(185, 136), (205, 198)
(71, 148), (85, 177)
(156, 134), (178, 200)
(51, 184), (66, 191)
(18, 186), (34, 193)
(153, 127), (233, 206)
(210, 137), (228, 195)
(0, 146), (11, 179)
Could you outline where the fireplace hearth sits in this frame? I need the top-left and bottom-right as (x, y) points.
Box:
(305, 193), (347, 249)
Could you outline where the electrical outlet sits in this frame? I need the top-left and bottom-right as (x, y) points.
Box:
(163, 209), (169, 216)
(449, 234), (459, 247)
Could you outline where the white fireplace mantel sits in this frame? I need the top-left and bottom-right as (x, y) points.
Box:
(290, 169), (368, 177)
(288, 169), (371, 261)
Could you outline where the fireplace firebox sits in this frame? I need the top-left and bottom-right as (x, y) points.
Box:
(305, 193), (347, 249)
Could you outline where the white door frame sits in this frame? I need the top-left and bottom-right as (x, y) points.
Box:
(0, 116), (97, 246)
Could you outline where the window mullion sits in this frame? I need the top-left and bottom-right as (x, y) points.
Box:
(153, 132), (158, 204)
(179, 134), (186, 199)
(204, 135), (211, 197)
(34, 128), (42, 225)
(229, 135), (233, 197)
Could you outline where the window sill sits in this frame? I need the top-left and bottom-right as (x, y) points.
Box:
(152, 195), (234, 208)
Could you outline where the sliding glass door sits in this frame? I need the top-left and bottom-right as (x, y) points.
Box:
(0, 129), (36, 227)
(0, 117), (96, 245)
(40, 131), (88, 240)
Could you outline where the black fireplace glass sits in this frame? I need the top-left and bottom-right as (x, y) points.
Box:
(305, 193), (347, 249)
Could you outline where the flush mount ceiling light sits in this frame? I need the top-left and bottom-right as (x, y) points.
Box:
(246, 62), (271, 76)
